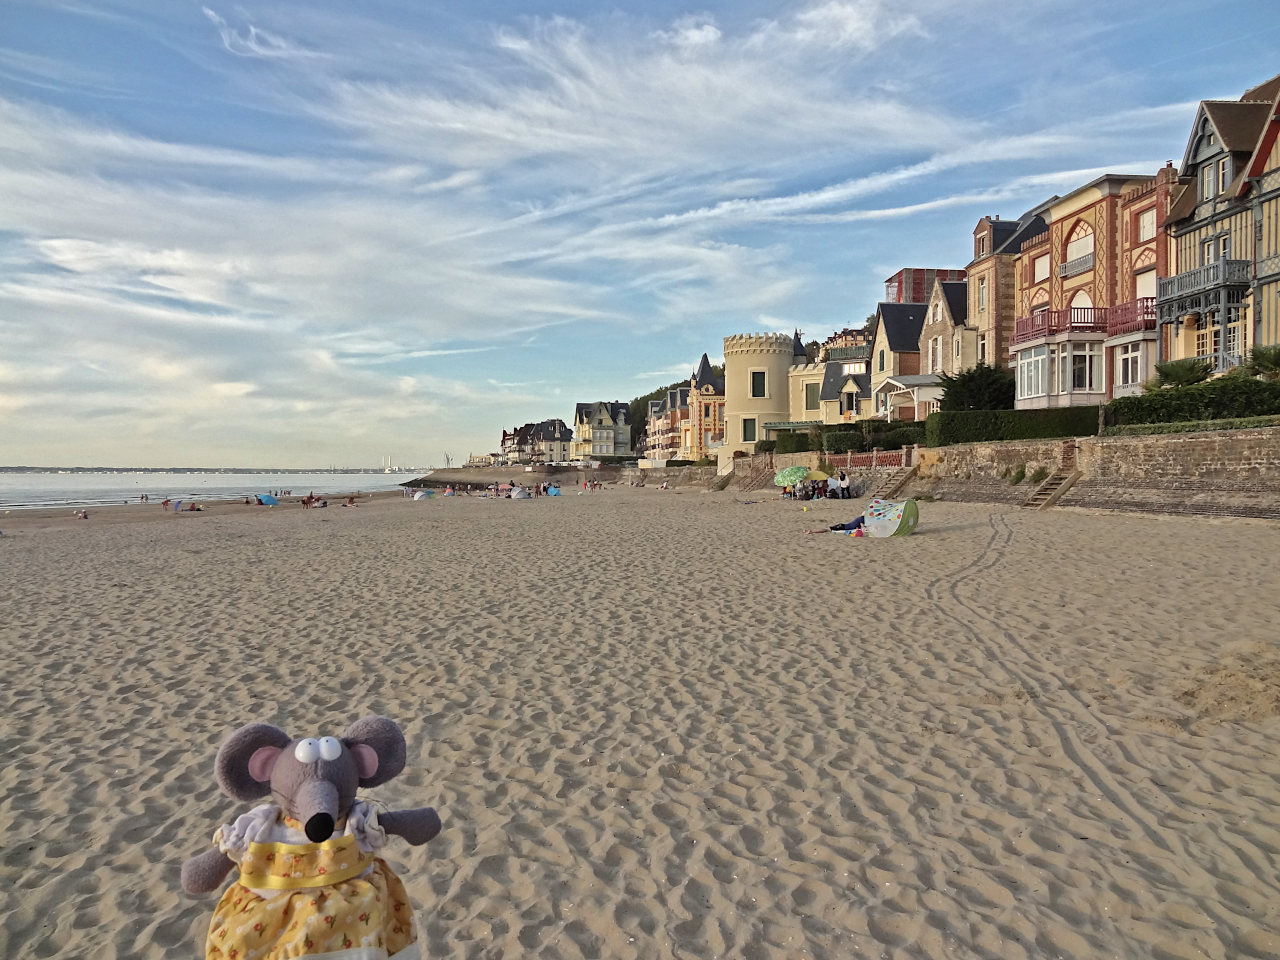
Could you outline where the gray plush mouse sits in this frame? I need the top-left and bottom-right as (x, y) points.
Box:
(181, 716), (440, 960)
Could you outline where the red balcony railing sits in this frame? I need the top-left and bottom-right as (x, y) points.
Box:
(1012, 307), (1108, 344)
(1106, 297), (1157, 337)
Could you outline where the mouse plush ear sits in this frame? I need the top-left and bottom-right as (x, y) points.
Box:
(215, 723), (292, 801)
(342, 716), (407, 788)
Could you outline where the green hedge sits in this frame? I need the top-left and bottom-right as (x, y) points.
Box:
(1101, 414), (1280, 437)
(665, 459), (695, 467)
(754, 440), (778, 453)
(820, 422), (923, 453)
(1107, 377), (1280, 425)
(774, 432), (812, 454)
(926, 406), (1100, 447)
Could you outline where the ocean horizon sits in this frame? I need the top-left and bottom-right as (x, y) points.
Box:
(0, 471), (420, 511)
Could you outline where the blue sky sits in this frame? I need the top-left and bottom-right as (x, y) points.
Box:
(1, 1), (1277, 467)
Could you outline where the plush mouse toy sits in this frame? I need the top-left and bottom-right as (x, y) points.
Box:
(181, 716), (441, 960)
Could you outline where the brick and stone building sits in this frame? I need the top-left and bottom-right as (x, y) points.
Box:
(966, 209), (1048, 369)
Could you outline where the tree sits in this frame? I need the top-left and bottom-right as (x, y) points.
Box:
(1244, 344), (1280, 381)
(804, 340), (821, 363)
(937, 362), (1015, 411)
(1143, 357), (1213, 392)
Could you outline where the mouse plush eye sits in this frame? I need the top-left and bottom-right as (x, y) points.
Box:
(294, 738), (321, 764)
(318, 737), (342, 761)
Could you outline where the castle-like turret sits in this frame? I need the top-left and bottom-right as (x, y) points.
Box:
(720, 333), (796, 465)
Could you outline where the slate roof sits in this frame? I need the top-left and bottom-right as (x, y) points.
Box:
(691, 353), (724, 393)
(819, 363), (871, 402)
(792, 330), (807, 358)
(532, 418), (572, 442)
(876, 302), (929, 353)
(575, 401), (630, 426)
(995, 208), (1049, 255)
(940, 280), (968, 325)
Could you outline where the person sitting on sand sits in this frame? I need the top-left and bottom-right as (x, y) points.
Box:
(343, 496), (357, 507)
(805, 513), (865, 535)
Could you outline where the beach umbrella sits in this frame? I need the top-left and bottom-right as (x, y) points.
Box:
(806, 469), (830, 481)
(773, 465), (808, 486)
(259, 494), (279, 505)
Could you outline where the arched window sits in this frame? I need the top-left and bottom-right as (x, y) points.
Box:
(1065, 221), (1094, 262)
(1070, 290), (1094, 309)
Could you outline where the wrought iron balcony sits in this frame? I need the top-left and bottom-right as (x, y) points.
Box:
(1057, 251), (1095, 278)
(1157, 260), (1250, 301)
(1012, 307), (1108, 345)
(1106, 297), (1158, 337)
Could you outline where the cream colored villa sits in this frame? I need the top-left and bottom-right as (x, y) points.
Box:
(571, 402), (632, 460)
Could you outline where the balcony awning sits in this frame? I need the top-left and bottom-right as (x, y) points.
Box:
(762, 420), (822, 431)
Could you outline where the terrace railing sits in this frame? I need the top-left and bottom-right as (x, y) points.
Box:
(1058, 251), (1096, 278)
(1157, 260), (1251, 301)
(1013, 307), (1108, 344)
(1106, 297), (1157, 337)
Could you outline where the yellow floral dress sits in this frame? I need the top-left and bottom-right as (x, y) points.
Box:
(205, 801), (418, 960)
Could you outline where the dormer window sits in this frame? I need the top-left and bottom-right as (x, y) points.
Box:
(976, 234), (987, 257)
(1218, 156), (1230, 192)
(1201, 163), (1217, 199)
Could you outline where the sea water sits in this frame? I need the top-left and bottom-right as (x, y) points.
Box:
(0, 472), (415, 510)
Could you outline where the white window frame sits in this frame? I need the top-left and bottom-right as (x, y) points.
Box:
(1202, 163), (1216, 199)
(977, 334), (987, 364)
(1118, 342), (1141, 387)
(978, 277), (987, 310)
(954, 337), (961, 359)
(1065, 229), (1094, 262)
(1137, 208), (1156, 242)
(1217, 156), (1230, 194)
(1017, 346), (1049, 399)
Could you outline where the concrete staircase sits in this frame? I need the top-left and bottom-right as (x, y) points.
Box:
(869, 465), (918, 500)
(736, 461), (777, 492)
(1022, 440), (1081, 510)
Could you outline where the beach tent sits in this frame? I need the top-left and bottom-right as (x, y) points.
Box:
(862, 498), (919, 538)
(412, 490), (431, 500)
(546, 485), (561, 496)
(511, 487), (532, 499)
(258, 494), (278, 505)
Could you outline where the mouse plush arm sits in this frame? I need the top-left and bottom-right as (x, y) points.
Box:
(379, 807), (442, 846)
(182, 848), (236, 894)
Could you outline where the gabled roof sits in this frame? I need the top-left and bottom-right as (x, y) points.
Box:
(1203, 100), (1273, 152)
(940, 280), (968, 325)
(1166, 182), (1196, 224)
(1242, 73), (1280, 104)
(820, 362), (871, 401)
(875, 302), (928, 353)
(575, 401), (630, 425)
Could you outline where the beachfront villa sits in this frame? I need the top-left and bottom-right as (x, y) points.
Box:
(571, 402), (633, 460)
(644, 353), (726, 463)
(867, 301), (929, 420)
(1009, 172), (1168, 409)
(966, 210), (1048, 370)
(1159, 74), (1280, 369)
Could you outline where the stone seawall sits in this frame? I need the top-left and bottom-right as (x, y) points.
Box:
(908, 427), (1280, 518)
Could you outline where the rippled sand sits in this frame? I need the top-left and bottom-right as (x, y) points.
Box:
(2, 489), (1280, 959)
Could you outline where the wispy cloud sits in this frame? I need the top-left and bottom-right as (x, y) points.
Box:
(202, 7), (321, 60)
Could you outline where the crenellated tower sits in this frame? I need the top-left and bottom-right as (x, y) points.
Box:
(720, 332), (797, 465)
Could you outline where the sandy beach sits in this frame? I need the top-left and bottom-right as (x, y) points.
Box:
(2, 487), (1280, 959)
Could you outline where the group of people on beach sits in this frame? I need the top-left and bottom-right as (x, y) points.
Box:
(783, 471), (857, 501)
